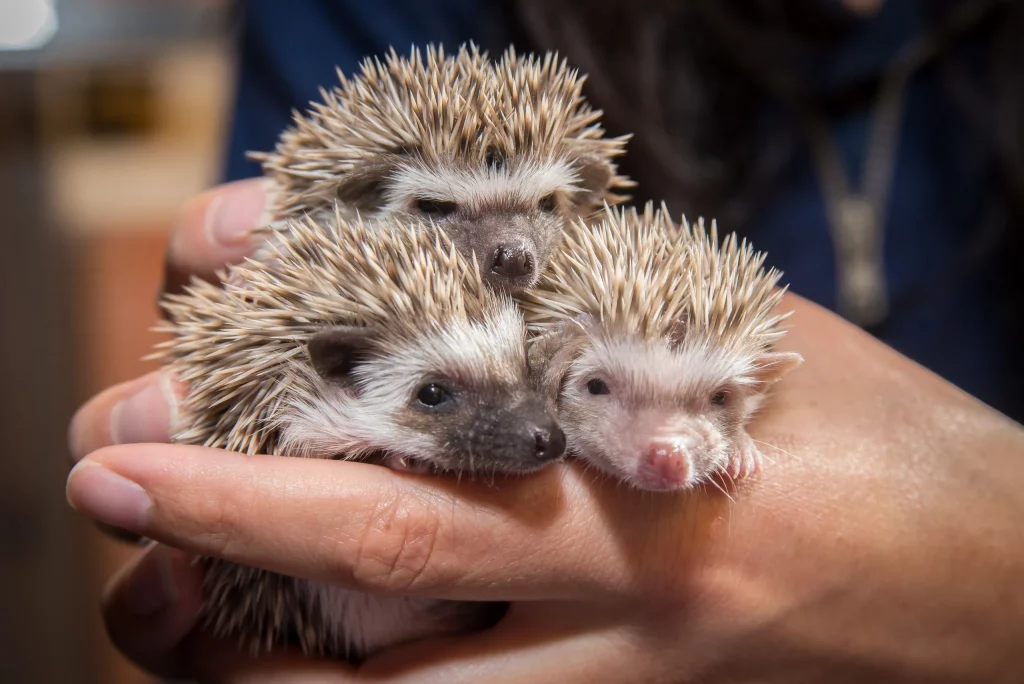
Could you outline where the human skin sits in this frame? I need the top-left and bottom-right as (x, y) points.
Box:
(66, 179), (1024, 683)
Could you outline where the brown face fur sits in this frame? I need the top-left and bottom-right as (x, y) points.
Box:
(389, 189), (570, 295)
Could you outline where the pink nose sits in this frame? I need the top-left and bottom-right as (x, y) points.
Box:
(636, 442), (692, 490)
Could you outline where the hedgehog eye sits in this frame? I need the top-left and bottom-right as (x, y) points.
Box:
(587, 378), (610, 396)
(414, 198), (458, 217)
(538, 193), (557, 212)
(416, 383), (452, 407)
(710, 390), (728, 406)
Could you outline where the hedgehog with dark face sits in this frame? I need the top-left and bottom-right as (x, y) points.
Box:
(250, 44), (632, 294)
(519, 204), (802, 492)
(155, 212), (565, 659)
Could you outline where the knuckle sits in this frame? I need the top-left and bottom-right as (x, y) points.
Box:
(180, 498), (241, 560)
(347, 488), (446, 593)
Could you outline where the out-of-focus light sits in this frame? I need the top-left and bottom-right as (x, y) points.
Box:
(0, 0), (59, 51)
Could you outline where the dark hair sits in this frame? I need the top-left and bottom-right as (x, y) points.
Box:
(510, 0), (1024, 334)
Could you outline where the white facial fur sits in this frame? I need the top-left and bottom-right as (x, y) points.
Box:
(558, 333), (775, 491)
(383, 157), (581, 215)
(275, 304), (543, 472)
(383, 157), (584, 292)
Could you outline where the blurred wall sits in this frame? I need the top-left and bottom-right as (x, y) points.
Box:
(0, 1), (233, 682)
(0, 66), (85, 684)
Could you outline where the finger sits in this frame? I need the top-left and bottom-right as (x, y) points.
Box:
(353, 602), (644, 683)
(192, 647), (355, 684)
(163, 178), (271, 295)
(103, 547), (356, 682)
(65, 444), (720, 603)
(104, 545), (357, 682)
(100, 543), (206, 679)
(177, 604), (639, 684)
(68, 371), (185, 462)
(68, 371), (186, 543)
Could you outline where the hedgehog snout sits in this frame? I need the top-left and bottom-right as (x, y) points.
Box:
(512, 412), (565, 467)
(533, 420), (567, 463)
(481, 242), (539, 295)
(636, 440), (693, 490)
(498, 398), (566, 468)
(633, 419), (726, 489)
(456, 397), (565, 473)
(461, 212), (546, 294)
(490, 244), (533, 279)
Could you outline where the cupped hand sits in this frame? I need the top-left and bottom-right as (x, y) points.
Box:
(67, 181), (1024, 683)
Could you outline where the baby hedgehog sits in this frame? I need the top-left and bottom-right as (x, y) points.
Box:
(518, 204), (802, 491)
(154, 212), (565, 660)
(250, 43), (632, 293)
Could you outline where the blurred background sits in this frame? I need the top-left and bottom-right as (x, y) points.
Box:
(2, 0), (1022, 682)
(0, 1), (232, 681)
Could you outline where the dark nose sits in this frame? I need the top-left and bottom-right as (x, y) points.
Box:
(490, 245), (533, 279)
(534, 424), (567, 462)
(464, 398), (566, 473)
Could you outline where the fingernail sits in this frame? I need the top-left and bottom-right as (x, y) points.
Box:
(205, 179), (270, 247)
(125, 545), (180, 616)
(66, 461), (152, 535)
(110, 375), (177, 445)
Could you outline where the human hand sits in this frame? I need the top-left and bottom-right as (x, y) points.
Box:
(68, 177), (269, 471)
(67, 181), (1024, 683)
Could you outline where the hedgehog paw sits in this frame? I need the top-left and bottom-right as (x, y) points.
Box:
(725, 433), (761, 481)
(380, 454), (433, 475)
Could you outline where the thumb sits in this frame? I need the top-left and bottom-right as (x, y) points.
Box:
(101, 543), (205, 678)
(163, 178), (272, 296)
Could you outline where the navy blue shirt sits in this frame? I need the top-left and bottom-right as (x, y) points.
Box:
(223, 0), (514, 181)
(223, 0), (1023, 421)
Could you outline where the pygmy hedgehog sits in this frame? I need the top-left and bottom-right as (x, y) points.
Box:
(154, 212), (566, 660)
(518, 204), (802, 491)
(249, 43), (633, 293)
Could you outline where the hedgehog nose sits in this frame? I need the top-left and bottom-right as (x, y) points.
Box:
(534, 424), (566, 462)
(637, 441), (693, 490)
(490, 245), (533, 279)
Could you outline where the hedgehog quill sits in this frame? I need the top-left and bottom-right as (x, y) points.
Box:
(250, 43), (632, 293)
(519, 204), (802, 491)
(154, 211), (565, 660)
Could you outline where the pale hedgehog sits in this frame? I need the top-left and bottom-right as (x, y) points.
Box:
(249, 43), (633, 293)
(153, 212), (565, 660)
(518, 204), (803, 491)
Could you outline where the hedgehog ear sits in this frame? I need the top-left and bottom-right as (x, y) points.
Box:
(570, 154), (616, 214)
(528, 325), (586, 403)
(749, 351), (804, 390)
(308, 325), (375, 381)
(334, 160), (393, 210)
(668, 319), (689, 349)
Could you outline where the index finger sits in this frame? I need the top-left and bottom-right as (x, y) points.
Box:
(68, 445), (669, 603)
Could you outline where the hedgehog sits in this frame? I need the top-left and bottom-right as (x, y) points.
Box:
(517, 204), (803, 491)
(153, 211), (566, 660)
(249, 43), (633, 293)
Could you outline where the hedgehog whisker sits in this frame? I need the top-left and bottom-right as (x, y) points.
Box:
(706, 476), (736, 504)
(752, 439), (799, 463)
